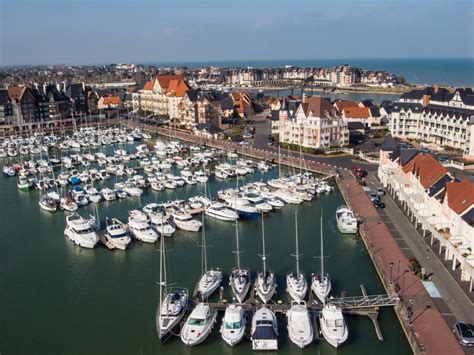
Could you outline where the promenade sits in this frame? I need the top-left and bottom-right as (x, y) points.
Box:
(337, 170), (464, 355)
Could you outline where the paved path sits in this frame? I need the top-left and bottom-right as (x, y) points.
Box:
(365, 173), (474, 325)
(337, 171), (464, 355)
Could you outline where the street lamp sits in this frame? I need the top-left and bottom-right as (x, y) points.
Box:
(408, 299), (415, 326)
(389, 262), (394, 286)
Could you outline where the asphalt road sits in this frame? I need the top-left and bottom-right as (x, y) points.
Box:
(365, 173), (474, 329)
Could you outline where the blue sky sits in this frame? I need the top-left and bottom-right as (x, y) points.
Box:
(0, 0), (473, 66)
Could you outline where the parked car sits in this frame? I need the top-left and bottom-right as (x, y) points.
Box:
(453, 323), (474, 347)
(353, 166), (366, 178)
(373, 200), (385, 209)
(376, 187), (386, 196)
(438, 156), (449, 162)
(368, 192), (380, 202)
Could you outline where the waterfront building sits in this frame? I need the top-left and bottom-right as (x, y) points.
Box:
(97, 95), (122, 110)
(388, 86), (474, 160)
(378, 135), (474, 292)
(278, 96), (349, 149)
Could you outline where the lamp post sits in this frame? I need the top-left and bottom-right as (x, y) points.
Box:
(408, 299), (415, 326)
(389, 262), (394, 286)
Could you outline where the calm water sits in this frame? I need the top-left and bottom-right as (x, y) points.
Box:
(0, 140), (411, 354)
(146, 58), (474, 87)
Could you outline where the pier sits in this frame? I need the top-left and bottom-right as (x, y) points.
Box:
(188, 281), (398, 342)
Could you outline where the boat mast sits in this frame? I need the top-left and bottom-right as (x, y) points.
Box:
(320, 211), (324, 278)
(159, 215), (164, 310)
(278, 145), (281, 179)
(235, 218), (241, 271)
(201, 211), (207, 274)
(294, 211), (300, 276)
(261, 212), (267, 276)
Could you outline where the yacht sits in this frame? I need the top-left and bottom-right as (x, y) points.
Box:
(123, 182), (143, 197)
(197, 213), (222, 301)
(180, 303), (217, 346)
(255, 214), (277, 304)
(229, 219), (251, 303)
(145, 206), (176, 237)
(17, 175), (32, 191)
(128, 215), (158, 243)
(312, 214), (331, 303)
(194, 170), (208, 183)
(64, 213), (99, 248)
(320, 303), (348, 348)
(251, 306), (278, 351)
(170, 211), (202, 232)
(220, 303), (246, 347)
(225, 197), (260, 219)
(101, 188), (117, 201)
(156, 221), (188, 341)
(335, 205), (358, 234)
(39, 195), (58, 212)
(105, 218), (131, 250)
(60, 197), (78, 212)
(273, 189), (303, 204)
(287, 211), (308, 302)
(287, 301), (313, 348)
(205, 202), (239, 222)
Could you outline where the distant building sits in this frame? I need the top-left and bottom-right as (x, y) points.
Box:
(98, 94), (121, 110)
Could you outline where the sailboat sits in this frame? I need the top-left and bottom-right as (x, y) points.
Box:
(311, 212), (331, 303)
(229, 197), (251, 303)
(255, 213), (277, 304)
(197, 212), (222, 301)
(156, 216), (188, 342)
(286, 211), (308, 302)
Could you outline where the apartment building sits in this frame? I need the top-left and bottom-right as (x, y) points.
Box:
(389, 86), (474, 160)
(278, 96), (349, 149)
(378, 135), (474, 291)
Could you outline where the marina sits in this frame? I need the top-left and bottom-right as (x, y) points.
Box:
(0, 128), (411, 354)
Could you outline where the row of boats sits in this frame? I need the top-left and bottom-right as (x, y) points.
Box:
(158, 210), (349, 350)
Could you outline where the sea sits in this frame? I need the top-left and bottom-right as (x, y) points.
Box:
(145, 58), (474, 87)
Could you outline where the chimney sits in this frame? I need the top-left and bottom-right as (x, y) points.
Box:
(434, 85), (440, 94)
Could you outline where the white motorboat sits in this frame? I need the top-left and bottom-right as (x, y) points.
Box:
(64, 213), (99, 248)
(261, 192), (285, 209)
(255, 214), (276, 304)
(335, 205), (358, 234)
(312, 213), (331, 303)
(39, 194), (58, 212)
(205, 202), (238, 221)
(123, 182), (143, 197)
(319, 303), (348, 348)
(105, 218), (131, 250)
(84, 184), (102, 203)
(128, 216), (158, 243)
(225, 197), (260, 219)
(170, 211), (202, 232)
(17, 175), (32, 191)
(144, 205), (176, 237)
(60, 197), (78, 212)
(287, 301), (313, 348)
(220, 303), (246, 347)
(180, 303), (217, 346)
(194, 170), (208, 183)
(251, 306), (278, 351)
(286, 211), (308, 302)
(101, 188), (117, 201)
(274, 189), (303, 204)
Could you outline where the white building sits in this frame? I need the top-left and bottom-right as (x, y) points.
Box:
(389, 87), (474, 160)
(278, 96), (349, 149)
(378, 135), (474, 292)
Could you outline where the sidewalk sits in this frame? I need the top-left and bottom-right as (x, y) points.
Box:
(337, 171), (463, 355)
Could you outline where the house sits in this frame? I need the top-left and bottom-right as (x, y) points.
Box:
(278, 96), (348, 149)
(193, 123), (224, 139)
(0, 90), (13, 124)
(98, 95), (121, 110)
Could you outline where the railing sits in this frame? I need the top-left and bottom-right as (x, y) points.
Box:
(330, 294), (400, 310)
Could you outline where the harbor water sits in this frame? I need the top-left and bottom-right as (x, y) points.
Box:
(0, 139), (411, 354)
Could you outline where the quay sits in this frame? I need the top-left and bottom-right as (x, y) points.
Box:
(337, 170), (464, 354)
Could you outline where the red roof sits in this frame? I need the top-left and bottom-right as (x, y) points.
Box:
(102, 95), (120, 105)
(445, 181), (474, 215)
(334, 100), (358, 111)
(156, 75), (183, 90)
(402, 153), (449, 188)
(343, 107), (370, 119)
(143, 80), (154, 91)
(166, 79), (189, 97)
(301, 96), (333, 117)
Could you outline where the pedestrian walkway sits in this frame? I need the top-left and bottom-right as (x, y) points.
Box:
(337, 170), (463, 355)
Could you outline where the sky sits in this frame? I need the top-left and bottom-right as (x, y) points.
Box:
(0, 0), (473, 66)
